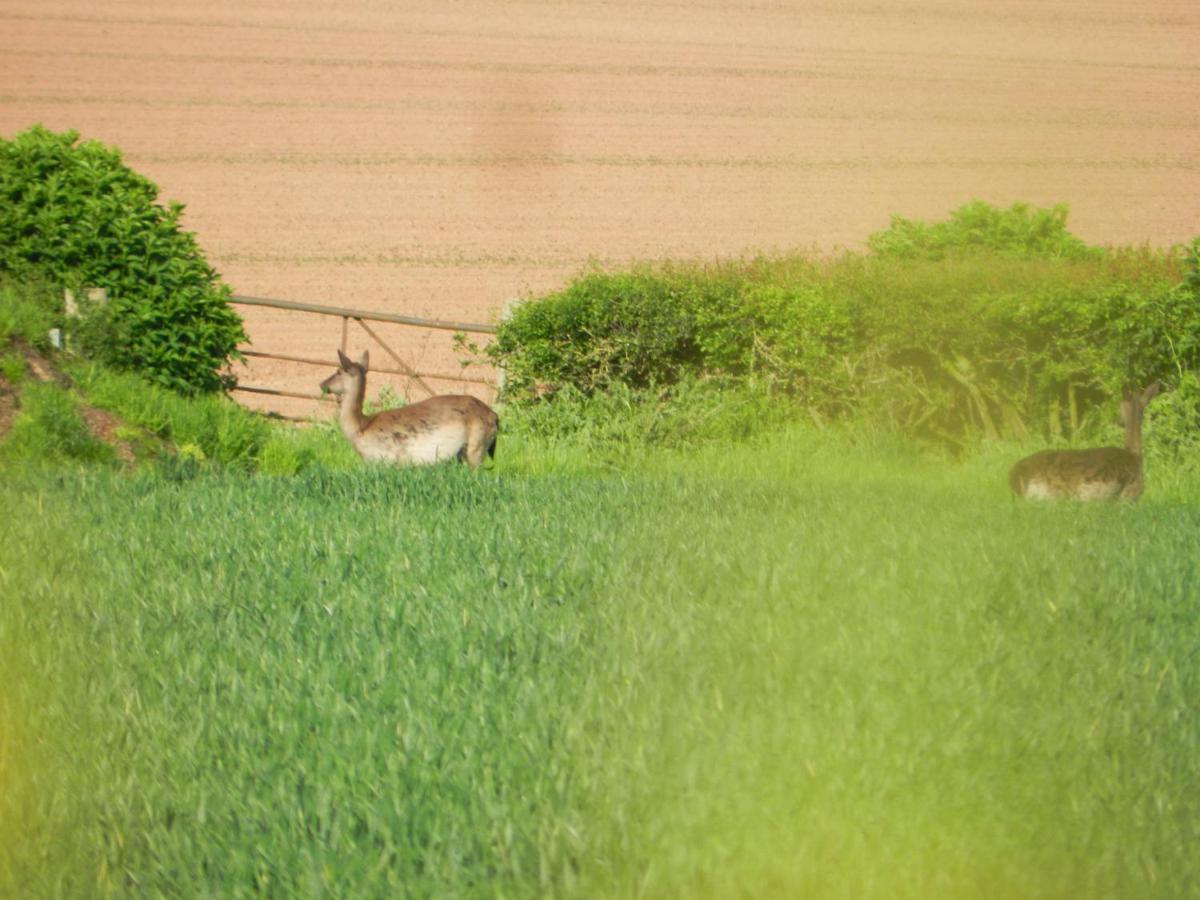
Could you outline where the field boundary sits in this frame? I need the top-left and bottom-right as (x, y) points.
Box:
(228, 294), (498, 414)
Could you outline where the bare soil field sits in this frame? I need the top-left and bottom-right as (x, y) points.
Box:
(3, 0), (1198, 417)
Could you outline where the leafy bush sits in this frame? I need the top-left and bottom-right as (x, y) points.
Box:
(491, 267), (702, 397)
(491, 204), (1198, 448)
(1146, 371), (1200, 465)
(866, 200), (1101, 261)
(0, 126), (245, 393)
(832, 250), (1193, 445)
(693, 279), (855, 399)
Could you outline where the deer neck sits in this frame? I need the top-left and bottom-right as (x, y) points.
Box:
(336, 374), (369, 440)
(1123, 408), (1143, 457)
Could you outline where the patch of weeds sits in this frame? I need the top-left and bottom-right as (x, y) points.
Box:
(0, 382), (114, 466)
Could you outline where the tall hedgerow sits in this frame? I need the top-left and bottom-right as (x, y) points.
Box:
(0, 125), (245, 393)
(491, 202), (1200, 447)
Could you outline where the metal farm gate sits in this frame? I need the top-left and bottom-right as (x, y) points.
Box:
(227, 295), (498, 415)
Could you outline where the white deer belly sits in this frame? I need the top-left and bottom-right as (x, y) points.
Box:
(358, 423), (466, 465)
(403, 425), (467, 465)
(1073, 480), (1122, 501)
(1023, 477), (1121, 501)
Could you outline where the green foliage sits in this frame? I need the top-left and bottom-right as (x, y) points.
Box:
(0, 381), (113, 466)
(65, 361), (271, 469)
(0, 352), (23, 385)
(1146, 371), (1200, 464)
(866, 199), (1101, 261)
(492, 206), (1197, 448)
(500, 376), (800, 470)
(256, 420), (360, 475)
(491, 266), (702, 396)
(0, 126), (246, 393)
(833, 250), (1192, 446)
(1183, 237), (1200, 299)
(0, 273), (58, 349)
(0, 340), (366, 476)
(2, 435), (1198, 896)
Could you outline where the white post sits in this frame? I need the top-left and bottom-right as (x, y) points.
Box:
(59, 287), (107, 352)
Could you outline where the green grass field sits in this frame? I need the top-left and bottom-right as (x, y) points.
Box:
(2, 429), (1198, 897)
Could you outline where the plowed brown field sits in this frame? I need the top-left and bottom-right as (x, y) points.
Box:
(4, 1), (1198, 417)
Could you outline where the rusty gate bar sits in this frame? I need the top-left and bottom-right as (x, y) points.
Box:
(229, 294), (498, 334)
(238, 350), (494, 386)
(234, 385), (333, 402)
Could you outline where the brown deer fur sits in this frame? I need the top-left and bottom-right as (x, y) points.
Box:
(320, 350), (498, 467)
(1009, 383), (1161, 501)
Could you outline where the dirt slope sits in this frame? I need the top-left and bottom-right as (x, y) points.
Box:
(0, 342), (140, 464)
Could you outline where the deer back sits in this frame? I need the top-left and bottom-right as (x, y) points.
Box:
(1009, 447), (1141, 500)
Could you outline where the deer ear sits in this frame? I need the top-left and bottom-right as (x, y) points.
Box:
(337, 349), (352, 369)
(359, 350), (369, 370)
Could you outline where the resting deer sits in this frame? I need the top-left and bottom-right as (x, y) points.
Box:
(1008, 382), (1161, 501)
(320, 350), (498, 467)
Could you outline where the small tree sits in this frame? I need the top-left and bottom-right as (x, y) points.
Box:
(0, 125), (246, 393)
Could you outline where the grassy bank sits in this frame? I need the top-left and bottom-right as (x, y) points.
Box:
(2, 431), (1197, 897)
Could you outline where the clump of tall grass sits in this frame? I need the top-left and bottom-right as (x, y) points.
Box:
(66, 361), (271, 469)
(0, 337), (354, 473)
(0, 274), (59, 349)
(254, 418), (359, 475)
(0, 381), (113, 466)
(498, 375), (801, 470)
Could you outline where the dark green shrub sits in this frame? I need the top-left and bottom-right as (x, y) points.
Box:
(491, 267), (702, 396)
(0, 126), (245, 393)
(1137, 246), (1200, 462)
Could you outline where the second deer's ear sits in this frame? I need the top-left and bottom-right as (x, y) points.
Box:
(337, 349), (352, 369)
(359, 350), (369, 370)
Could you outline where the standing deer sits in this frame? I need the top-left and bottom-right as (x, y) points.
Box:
(320, 350), (498, 468)
(1008, 382), (1161, 501)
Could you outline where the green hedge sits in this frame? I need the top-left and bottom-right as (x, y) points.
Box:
(491, 203), (1200, 447)
(866, 200), (1101, 261)
(0, 126), (245, 393)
